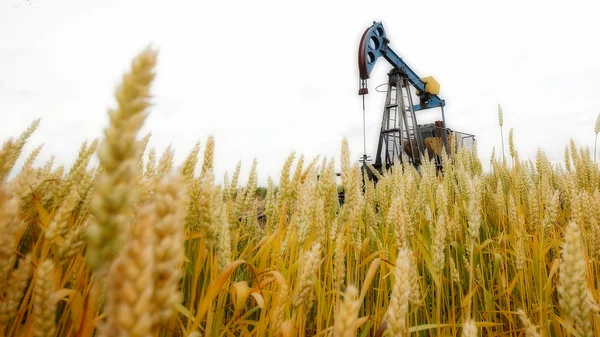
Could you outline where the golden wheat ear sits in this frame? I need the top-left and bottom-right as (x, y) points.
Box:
(34, 259), (57, 337)
(461, 319), (478, 337)
(0, 254), (32, 323)
(150, 174), (186, 328)
(558, 221), (593, 336)
(333, 285), (360, 337)
(86, 46), (158, 272)
(0, 119), (40, 184)
(102, 204), (156, 337)
(0, 189), (20, 287)
(517, 309), (541, 337)
(386, 248), (411, 337)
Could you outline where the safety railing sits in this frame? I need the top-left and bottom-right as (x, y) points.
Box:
(452, 130), (476, 148)
(424, 126), (476, 166)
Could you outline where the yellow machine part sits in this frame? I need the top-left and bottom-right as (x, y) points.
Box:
(420, 76), (440, 95)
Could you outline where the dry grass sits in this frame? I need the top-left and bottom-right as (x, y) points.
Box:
(0, 47), (599, 337)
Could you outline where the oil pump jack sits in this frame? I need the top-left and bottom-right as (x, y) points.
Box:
(357, 21), (474, 178)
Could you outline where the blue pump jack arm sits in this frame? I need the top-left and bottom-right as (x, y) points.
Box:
(381, 47), (445, 111)
(358, 22), (445, 111)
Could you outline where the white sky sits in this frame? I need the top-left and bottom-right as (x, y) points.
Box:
(2, 0), (600, 186)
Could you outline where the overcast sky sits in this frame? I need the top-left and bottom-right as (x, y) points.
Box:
(2, 0), (600, 186)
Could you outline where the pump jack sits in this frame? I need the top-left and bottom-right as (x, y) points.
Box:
(357, 21), (474, 179)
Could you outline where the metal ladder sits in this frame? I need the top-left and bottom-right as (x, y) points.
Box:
(398, 76), (423, 164)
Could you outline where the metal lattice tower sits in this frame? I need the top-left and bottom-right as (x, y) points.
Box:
(374, 68), (424, 168)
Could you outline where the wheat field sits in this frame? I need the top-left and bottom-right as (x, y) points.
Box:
(1, 47), (600, 337)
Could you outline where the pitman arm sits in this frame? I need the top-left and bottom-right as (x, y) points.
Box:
(358, 21), (445, 111)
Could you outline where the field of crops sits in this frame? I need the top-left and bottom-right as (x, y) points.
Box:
(1, 47), (600, 337)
